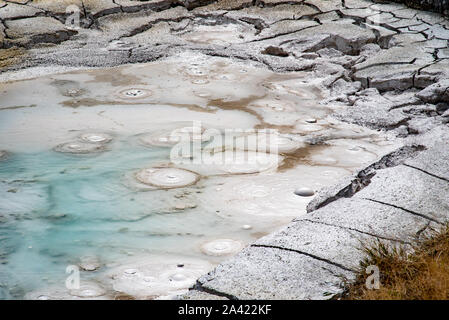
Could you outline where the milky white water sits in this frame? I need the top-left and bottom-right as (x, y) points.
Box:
(0, 52), (398, 299)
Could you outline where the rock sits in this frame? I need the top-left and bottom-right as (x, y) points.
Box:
(197, 245), (354, 299)
(4, 17), (77, 48)
(261, 46), (289, 57)
(294, 187), (315, 197)
(334, 88), (409, 129)
(316, 47), (343, 58)
(416, 60), (449, 86)
(355, 165), (449, 224)
(416, 80), (449, 103)
(178, 290), (228, 300)
(404, 126), (449, 181)
(298, 21), (376, 55)
(0, 2), (41, 20)
(406, 117), (441, 134)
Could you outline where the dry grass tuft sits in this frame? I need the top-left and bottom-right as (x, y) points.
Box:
(343, 224), (449, 300)
(0, 47), (27, 69)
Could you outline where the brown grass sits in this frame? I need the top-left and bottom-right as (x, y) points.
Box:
(343, 224), (449, 300)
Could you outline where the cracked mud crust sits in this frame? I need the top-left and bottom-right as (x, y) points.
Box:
(1, 0), (449, 300)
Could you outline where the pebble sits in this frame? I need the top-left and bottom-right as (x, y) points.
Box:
(294, 187), (315, 197)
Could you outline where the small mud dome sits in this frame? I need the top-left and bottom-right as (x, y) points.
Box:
(0, 52), (398, 300)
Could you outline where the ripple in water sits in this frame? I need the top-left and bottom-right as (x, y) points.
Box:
(54, 141), (107, 154)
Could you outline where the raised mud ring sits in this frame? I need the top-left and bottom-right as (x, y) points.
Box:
(53, 142), (107, 154)
(69, 283), (107, 298)
(117, 88), (152, 100)
(200, 239), (244, 256)
(106, 256), (213, 299)
(79, 133), (112, 144)
(24, 282), (109, 300)
(135, 167), (200, 189)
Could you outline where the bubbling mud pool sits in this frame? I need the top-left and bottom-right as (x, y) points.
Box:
(0, 52), (399, 300)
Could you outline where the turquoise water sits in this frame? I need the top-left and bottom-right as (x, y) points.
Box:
(0, 138), (239, 299)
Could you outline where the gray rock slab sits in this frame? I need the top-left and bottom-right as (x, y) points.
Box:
(83, 0), (121, 16)
(417, 61), (449, 85)
(371, 2), (407, 12)
(366, 12), (400, 25)
(355, 165), (449, 224)
(255, 219), (382, 271)
(29, 0), (120, 16)
(437, 48), (449, 59)
(404, 126), (449, 181)
(387, 17), (423, 29)
(391, 32), (427, 46)
(97, 6), (191, 41)
(314, 11), (340, 22)
(178, 290), (228, 300)
(353, 44), (432, 72)
(392, 8), (419, 19)
(226, 4), (318, 25)
(415, 10), (447, 25)
(297, 21), (376, 54)
(197, 245), (354, 300)
(406, 116), (442, 134)
(258, 20), (319, 39)
(302, 197), (435, 242)
(191, 0), (253, 12)
(28, 0), (83, 14)
(409, 23), (431, 32)
(343, 0), (371, 9)
(4, 16), (77, 48)
(354, 63), (423, 91)
(0, 2), (42, 20)
(304, 0), (343, 12)
(416, 79), (449, 103)
(334, 88), (409, 128)
(423, 25), (449, 40)
(340, 8), (380, 19)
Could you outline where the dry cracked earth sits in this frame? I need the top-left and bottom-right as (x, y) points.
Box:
(1, 0), (449, 300)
